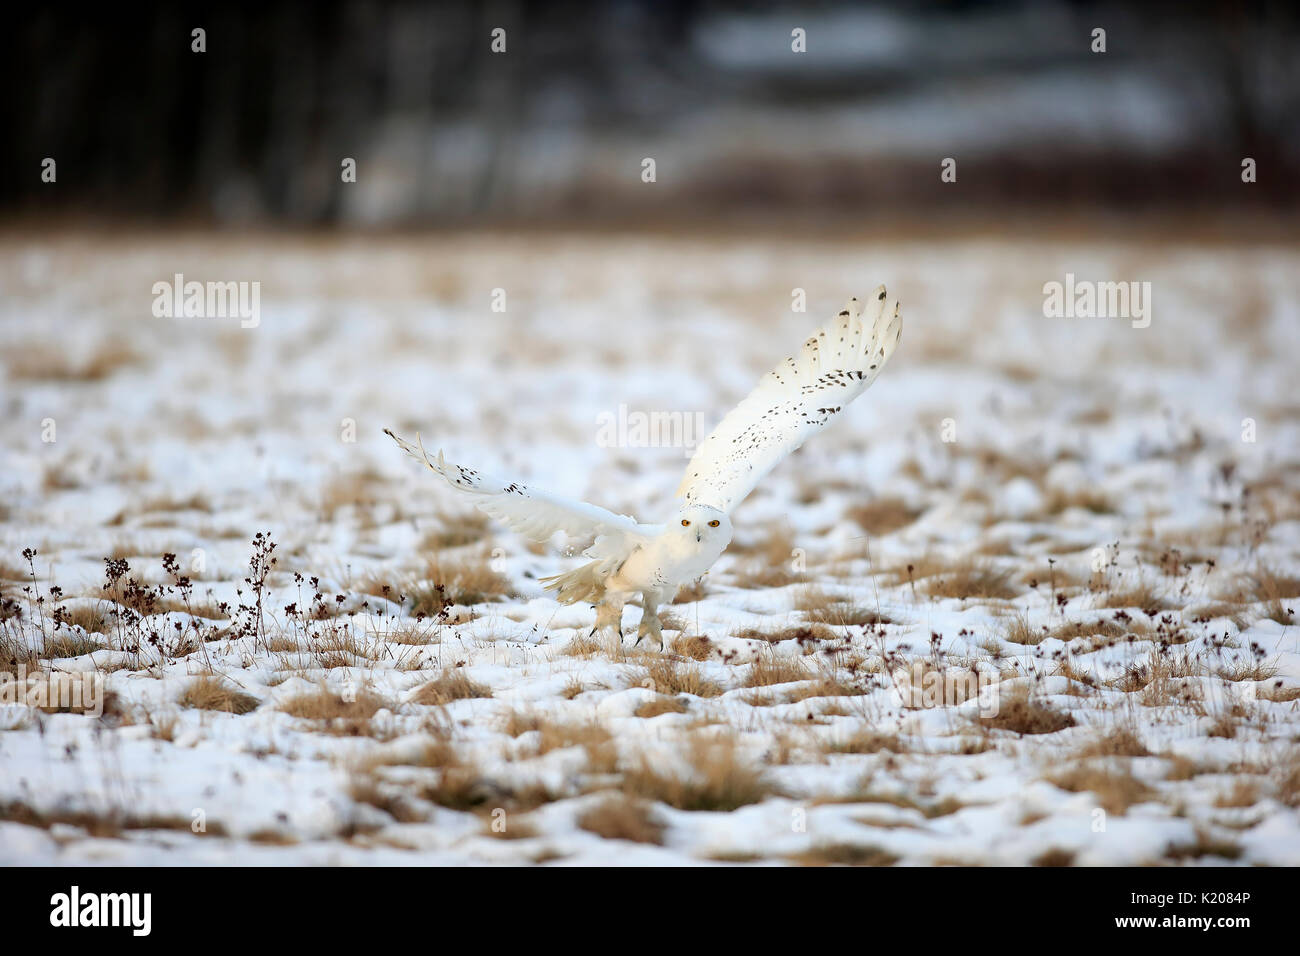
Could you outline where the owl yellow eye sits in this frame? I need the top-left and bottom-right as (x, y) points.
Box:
(681, 519), (691, 527)
(708, 519), (720, 527)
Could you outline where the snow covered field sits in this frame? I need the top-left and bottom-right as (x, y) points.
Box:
(2, 229), (1298, 865)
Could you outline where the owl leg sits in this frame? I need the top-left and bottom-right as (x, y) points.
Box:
(634, 594), (663, 650)
(592, 593), (626, 641)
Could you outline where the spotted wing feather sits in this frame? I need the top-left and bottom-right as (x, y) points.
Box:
(675, 288), (902, 513)
(384, 429), (651, 550)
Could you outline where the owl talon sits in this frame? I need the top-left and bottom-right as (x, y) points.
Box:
(636, 614), (663, 650)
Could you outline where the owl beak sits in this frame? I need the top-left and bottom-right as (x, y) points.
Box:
(696, 531), (702, 543)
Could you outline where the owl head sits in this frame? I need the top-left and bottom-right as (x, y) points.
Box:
(674, 504), (732, 544)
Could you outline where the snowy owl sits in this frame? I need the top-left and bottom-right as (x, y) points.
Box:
(386, 287), (902, 647)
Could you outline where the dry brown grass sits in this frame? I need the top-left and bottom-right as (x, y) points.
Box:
(1074, 725), (1150, 758)
(846, 497), (920, 536)
(139, 491), (212, 514)
(1109, 647), (1207, 706)
(786, 673), (867, 703)
(1219, 567), (1300, 604)
(1213, 779), (1260, 809)
(1278, 750), (1300, 808)
(350, 731), (557, 816)
(1096, 579), (1169, 612)
(1049, 617), (1138, 643)
(578, 795), (665, 845)
(481, 816), (540, 840)
(1255, 681), (1300, 703)
(6, 340), (140, 382)
(50, 604), (113, 636)
(419, 510), (492, 549)
(41, 631), (107, 659)
(535, 720), (617, 771)
(796, 586), (890, 627)
(316, 470), (396, 524)
(1031, 848), (1076, 867)
(278, 684), (389, 734)
(412, 669), (492, 705)
(0, 632), (42, 677)
(731, 560), (806, 590)
(636, 696), (689, 718)
(1215, 656), (1279, 683)
(743, 654), (813, 688)
(499, 710), (543, 737)
(1258, 598), (1295, 626)
(0, 801), (227, 839)
(978, 690), (1075, 736)
(180, 676), (260, 714)
(826, 727), (903, 755)
(731, 622), (837, 644)
(631, 656), (723, 698)
(669, 633), (715, 660)
(311, 629), (370, 669)
(562, 633), (602, 658)
(622, 733), (773, 811)
(1002, 613), (1046, 646)
(727, 525), (806, 588)
(363, 551), (514, 617)
(789, 843), (899, 866)
(1047, 762), (1155, 816)
(894, 660), (987, 709)
(1206, 710), (1241, 739)
(1040, 486), (1114, 516)
(895, 556), (1017, 600)
(1164, 831), (1243, 862)
(425, 766), (557, 814)
(671, 579), (709, 604)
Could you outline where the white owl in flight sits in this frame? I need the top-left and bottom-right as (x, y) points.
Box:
(386, 287), (902, 648)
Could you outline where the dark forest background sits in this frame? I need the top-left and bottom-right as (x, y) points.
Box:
(4, 0), (1298, 228)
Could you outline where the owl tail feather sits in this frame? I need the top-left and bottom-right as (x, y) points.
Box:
(539, 560), (608, 605)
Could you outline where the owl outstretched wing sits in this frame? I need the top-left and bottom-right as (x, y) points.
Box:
(676, 287), (902, 513)
(384, 429), (652, 553)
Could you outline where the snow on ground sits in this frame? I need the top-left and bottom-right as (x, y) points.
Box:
(1, 229), (1298, 865)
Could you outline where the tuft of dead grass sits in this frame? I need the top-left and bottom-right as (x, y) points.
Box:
(413, 669), (492, 705)
(578, 795), (665, 845)
(631, 657), (723, 698)
(789, 843), (899, 866)
(1048, 763), (1155, 816)
(50, 604), (113, 636)
(978, 690), (1075, 736)
(732, 623), (837, 644)
(1002, 613), (1046, 646)
(1096, 579), (1169, 613)
(846, 497), (920, 536)
(796, 586), (891, 627)
(181, 676), (260, 715)
(896, 556), (1017, 600)
(1075, 725), (1150, 758)
(41, 631), (107, 659)
(6, 340), (140, 383)
(362, 551), (514, 618)
(743, 654), (813, 688)
(636, 696), (689, 718)
(621, 733), (772, 811)
(279, 683), (389, 734)
(420, 510), (492, 550)
(1220, 567), (1300, 604)
(669, 633), (714, 661)
(1031, 848), (1076, 867)
(1164, 831), (1243, 862)
(826, 727), (902, 755)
